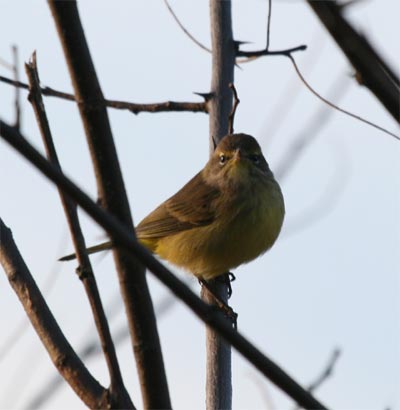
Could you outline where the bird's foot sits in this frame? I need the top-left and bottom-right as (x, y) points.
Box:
(216, 271), (235, 299)
(199, 278), (238, 329)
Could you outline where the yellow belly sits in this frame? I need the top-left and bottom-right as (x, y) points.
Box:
(147, 180), (284, 280)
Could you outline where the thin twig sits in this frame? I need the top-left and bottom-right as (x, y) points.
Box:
(25, 53), (133, 408)
(26, 277), (194, 409)
(228, 83), (240, 134)
(287, 54), (400, 141)
(11, 45), (21, 130)
(0, 119), (329, 410)
(0, 219), (109, 409)
(266, 0), (272, 51)
(293, 349), (341, 410)
(236, 44), (307, 58)
(0, 75), (208, 114)
(163, 0), (211, 53)
(260, 29), (325, 146)
(308, 349), (341, 393)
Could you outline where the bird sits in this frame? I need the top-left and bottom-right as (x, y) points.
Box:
(60, 133), (285, 282)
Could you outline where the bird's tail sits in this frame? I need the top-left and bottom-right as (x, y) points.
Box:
(59, 241), (112, 261)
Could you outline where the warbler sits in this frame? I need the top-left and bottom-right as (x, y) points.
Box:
(60, 133), (285, 280)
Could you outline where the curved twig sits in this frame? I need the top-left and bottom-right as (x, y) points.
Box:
(163, 0), (211, 53)
(287, 54), (400, 141)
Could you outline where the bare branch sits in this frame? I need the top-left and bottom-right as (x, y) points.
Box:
(287, 55), (400, 141)
(0, 219), (109, 409)
(228, 83), (240, 135)
(163, 0), (211, 53)
(307, 0), (400, 122)
(206, 0), (237, 408)
(0, 119), (328, 410)
(47, 2), (171, 407)
(266, 0), (272, 51)
(260, 30), (325, 146)
(26, 278), (193, 409)
(25, 53), (134, 408)
(308, 349), (341, 393)
(0, 74), (207, 114)
(236, 44), (307, 58)
(293, 349), (341, 410)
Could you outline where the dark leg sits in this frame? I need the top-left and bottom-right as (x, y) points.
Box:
(216, 271), (235, 299)
(199, 278), (238, 329)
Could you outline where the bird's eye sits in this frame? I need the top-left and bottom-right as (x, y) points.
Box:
(219, 154), (226, 165)
(249, 154), (260, 164)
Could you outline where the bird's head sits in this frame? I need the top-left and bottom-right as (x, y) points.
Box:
(204, 133), (272, 186)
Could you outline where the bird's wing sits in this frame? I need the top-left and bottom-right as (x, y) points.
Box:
(136, 171), (220, 239)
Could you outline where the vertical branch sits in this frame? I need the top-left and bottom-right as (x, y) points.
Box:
(208, 0), (235, 149)
(46, 2), (171, 408)
(204, 1), (235, 409)
(24, 55), (134, 409)
(266, 0), (272, 51)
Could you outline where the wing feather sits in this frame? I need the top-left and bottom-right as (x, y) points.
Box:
(136, 171), (220, 240)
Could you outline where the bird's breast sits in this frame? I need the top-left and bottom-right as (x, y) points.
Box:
(154, 177), (284, 280)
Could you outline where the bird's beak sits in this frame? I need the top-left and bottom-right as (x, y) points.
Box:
(233, 149), (242, 162)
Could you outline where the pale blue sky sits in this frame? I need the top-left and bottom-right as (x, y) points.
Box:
(1, 1), (399, 409)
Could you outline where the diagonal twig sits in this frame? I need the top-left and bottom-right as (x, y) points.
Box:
(47, 1), (171, 407)
(26, 278), (193, 409)
(163, 0), (211, 53)
(25, 53), (134, 409)
(0, 117), (328, 410)
(293, 348), (341, 410)
(308, 349), (341, 393)
(287, 54), (399, 141)
(0, 219), (108, 409)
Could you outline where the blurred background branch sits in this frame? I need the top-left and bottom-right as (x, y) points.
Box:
(307, 0), (400, 122)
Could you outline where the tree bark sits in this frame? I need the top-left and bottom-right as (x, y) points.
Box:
(47, 2), (171, 408)
(0, 220), (109, 409)
(204, 1), (235, 409)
